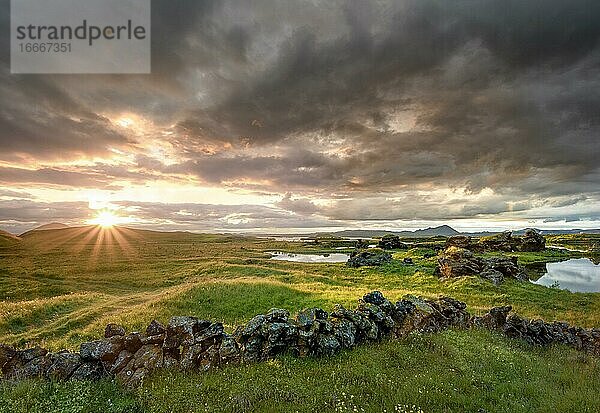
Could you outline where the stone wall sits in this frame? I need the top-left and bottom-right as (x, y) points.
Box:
(1, 291), (599, 387)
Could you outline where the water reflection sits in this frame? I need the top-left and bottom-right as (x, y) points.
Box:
(534, 258), (600, 293)
(269, 252), (349, 263)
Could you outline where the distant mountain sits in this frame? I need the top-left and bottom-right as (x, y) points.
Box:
(285, 225), (600, 239)
(535, 228), (600, 235)
(463, 228), (600, 237)
(412, 225), (459, 237)
(313, 225), (460, 239)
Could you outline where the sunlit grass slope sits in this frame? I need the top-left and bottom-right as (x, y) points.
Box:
(1, 226), (599, 350)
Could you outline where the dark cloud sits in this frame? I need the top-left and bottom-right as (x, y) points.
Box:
(116, 201), (345, 232)
(0, 166), (119, 188)
(0, 189), (35, 199)
(0, 1), (599, 229)
(275, 193), (320, 215)
(0, 199), (91, 234)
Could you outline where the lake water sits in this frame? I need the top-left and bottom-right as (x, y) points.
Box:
(534, 258), (600, 293)
(269, 252), (349, 263)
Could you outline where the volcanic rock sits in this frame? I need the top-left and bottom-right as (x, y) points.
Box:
(445, 235), (473, 250)
(346, 248), (392, 267)
(47, 351), (82, 380)
(437, 247), (528, 284)
(519, 229), (546, 252)
(104, 323), (126, 338)
(146, 320), (166, 336)
(377, 234), (408, 250)
(80, 336), (124, 362)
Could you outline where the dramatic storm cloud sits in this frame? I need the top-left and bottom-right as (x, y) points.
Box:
(1, 0), (599, 233)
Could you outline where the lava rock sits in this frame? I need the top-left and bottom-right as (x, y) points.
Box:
(80, 336), (124, 362)
(164, 316), (199, 348)
(478, 231), (517, 252)
(266, 308), (290, 323)
(475, 230), (545, 252)
(219, 335), (241, 363)
(314, 334), (340, 356)
(104, 323), (126, 338)
(480, 268), (504, 285)
(241, 314), (267, 337)
(140, 334), (164, 346)
(70, 361), (106, 380)
(445, 235), (473, 250)
(18, 355), (53, 379)
(475, 306), (512, 330)
(331, 318), (357, 349)
(146, 320), (166, 336)
(195, 322), (225, 345)
(133, 345), (163, 371)
(47, 352), (82, 380)
(363, 291), (385, 305)
(377, 234), (408, 250)
(437, 247), (528, 285)
(20, 346), (48, 362)
(124, 332), (143, 353)
(0, 344), (17, 368)
(296, 308), (328, 329)
(110, 349), (134, 374)
(346, 248), (392, 267)
(2, 290), (599, 388)
(437, 247), (483, 278)
(519, 229), (545, 252)
(484, 256), (528, 281)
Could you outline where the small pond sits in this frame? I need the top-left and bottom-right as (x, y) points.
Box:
(269, 252), (349, 263)
(533, 258), (600, 293)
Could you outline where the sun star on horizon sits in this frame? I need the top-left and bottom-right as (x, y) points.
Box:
(88, 210), (121, 228)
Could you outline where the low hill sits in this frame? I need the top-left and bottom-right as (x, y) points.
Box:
(0, 230), (21, 247)
(19, 223), (71, 238)
(16, 224), (224, 250)
(31, 222), (70, 231)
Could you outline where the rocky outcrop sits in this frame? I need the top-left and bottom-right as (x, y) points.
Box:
(1, 292), (598, 387)
(377, 234), (408, 250)
(444, 235), (473, 250)
(445, 230), (545, 253)
(519, 229), (546, 252)
(437, 247), (528, 285)
(437, 247), (482, 278)
(478, 231), (519, 252)
(354, 239), (371, 249)
(346, 248), (392, 267)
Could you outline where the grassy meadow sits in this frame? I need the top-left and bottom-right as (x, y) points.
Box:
(0, 226), (599, 412)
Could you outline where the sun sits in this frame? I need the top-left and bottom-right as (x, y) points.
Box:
(89, 210), (120, 228)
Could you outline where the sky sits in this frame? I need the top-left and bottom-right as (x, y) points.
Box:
(1, 0), (599, 235)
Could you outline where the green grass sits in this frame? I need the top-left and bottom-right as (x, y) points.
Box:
(1, 329), (599, 413)
(0, 227), (599, 412)
(1, 228), (599, 347)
